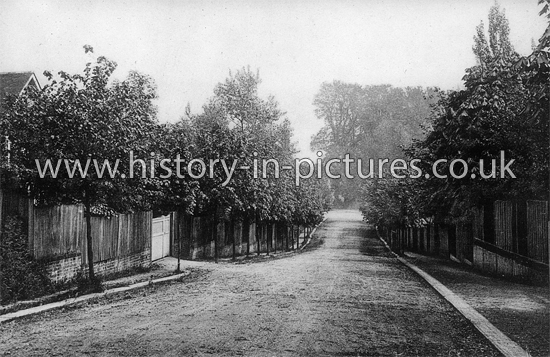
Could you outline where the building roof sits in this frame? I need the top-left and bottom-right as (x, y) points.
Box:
(0, 72), (41, 104)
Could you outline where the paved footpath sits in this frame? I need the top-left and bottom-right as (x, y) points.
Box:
(404, 252), (549, 357)
(1, 210), (502, 356)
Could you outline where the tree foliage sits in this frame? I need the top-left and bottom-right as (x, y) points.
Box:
(362, 2), (549, 227)
(2, 47), (160, 282)
(184, 67), (330, 226)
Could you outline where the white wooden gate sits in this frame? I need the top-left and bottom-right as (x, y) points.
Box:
(151, 214), (171, 261)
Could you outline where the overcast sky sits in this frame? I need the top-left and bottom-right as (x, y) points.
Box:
(1, 0), (547, 157)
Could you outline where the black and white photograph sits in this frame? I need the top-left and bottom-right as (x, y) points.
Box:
(0, 0), (548, 356)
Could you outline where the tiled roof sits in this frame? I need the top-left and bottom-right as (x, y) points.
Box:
(0, 72), (40, 103)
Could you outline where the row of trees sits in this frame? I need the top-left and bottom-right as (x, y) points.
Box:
(1, 51), (332, 282)
(361, 2), (549, 228)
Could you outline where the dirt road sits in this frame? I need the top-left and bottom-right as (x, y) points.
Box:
(0, 210), (501, 356)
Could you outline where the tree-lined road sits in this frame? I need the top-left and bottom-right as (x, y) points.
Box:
(0, 210), (500, 356)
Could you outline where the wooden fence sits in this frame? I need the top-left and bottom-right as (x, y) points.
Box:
(492, 200), (548, 264)
(29, 204), (152, 263)
(526, 200), (548, 263)
(171, 212), (310, 260)
(379, 200), (548, 282)
(0, 189), (152, 264)
(1, 188), (315, 286)
(85, 211), (152, 263)
(494, 200), (514, 252)
(29, 204), (84, 259)
(2, 189), (309, 265)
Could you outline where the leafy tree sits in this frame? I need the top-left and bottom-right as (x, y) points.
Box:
(409, 2), (545, 219)
(362, 2), (549, 227)
(1, 47), (159, 283)
(183, 68), (293, 223)
(147, 121), (199, 215)
(515, 0), (550, 202)
(473, 2), (515, 65)
(180, 67), (329, 239)
(211, 67), (283, 133)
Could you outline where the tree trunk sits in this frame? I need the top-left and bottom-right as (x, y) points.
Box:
(290, 223), (294, 250)
(272, 223), (276, 254)
(256, 221), (260, 256)
(84, 193), (95, 282)
(0, 168), (3, 303)
(285, 224), (289, 251)
(177, 213), (181, 273)
(232, 221), (236, 261)
(266, 224), (270, 256)
(214, 211), (218, 263)
(245, 217), (250, 257)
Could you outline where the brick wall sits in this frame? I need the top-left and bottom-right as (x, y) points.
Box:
(44, 248), (151, 284)
(90, 248), (151, 277)
(45, 254), (82, 284)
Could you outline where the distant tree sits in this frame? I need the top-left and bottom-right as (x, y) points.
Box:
(210, 67), (283, 132)
(311, 81), (435, 206)
(472, 2), (515, 65)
